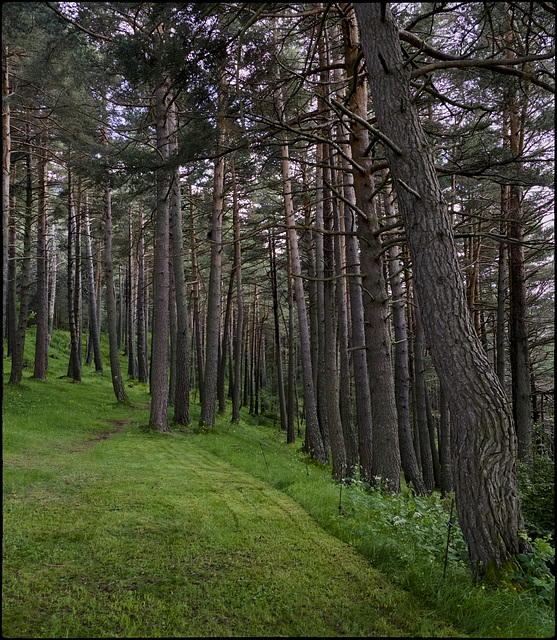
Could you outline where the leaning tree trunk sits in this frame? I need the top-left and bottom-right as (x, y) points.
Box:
(354, 2), (528, 577)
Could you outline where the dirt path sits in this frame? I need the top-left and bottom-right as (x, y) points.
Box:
(67, 419), (130, 452)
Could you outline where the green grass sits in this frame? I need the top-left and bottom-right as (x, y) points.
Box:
(2, 330), (554, 637)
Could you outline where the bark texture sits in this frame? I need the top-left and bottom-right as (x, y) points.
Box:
(354, 2), (527, 576)
(149, 80), (172, 431)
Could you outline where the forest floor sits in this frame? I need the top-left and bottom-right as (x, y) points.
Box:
(3, 331), (553, 637)
(3, 376), (462, 637)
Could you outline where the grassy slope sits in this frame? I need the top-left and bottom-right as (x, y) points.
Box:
(3, 382), (461, 638)
(2, 330), (553, 637)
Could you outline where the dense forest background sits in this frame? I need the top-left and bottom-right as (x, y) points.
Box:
(2, 2), (554, 582)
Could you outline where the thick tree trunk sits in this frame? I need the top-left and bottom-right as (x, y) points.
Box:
(354, 2), (528, 576)
(338, 13), (374, 483)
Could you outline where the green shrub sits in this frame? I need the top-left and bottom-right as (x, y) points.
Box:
(509, 534), (555, 606)
(518, 454), (555, 539)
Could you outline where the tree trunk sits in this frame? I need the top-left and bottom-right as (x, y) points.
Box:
(2, 43), (10, 386)
(286, 235), (297, 445)
(199, 67), (225, 428)
(9, 136), (33, 385)
(7, 185), (17, 357)
(189, 192), (204, 403)
(383, 178), (426, 494)
(83, 203), (103, 372)
(354, 2), (528, 576)
(413, 299), (435, 492)
(218, 267), (234, 414)
(280, 136), (327, 463)
(231, 163), (244, 425)
(67, 163), (82, 382)
(136, 206), (148, 383)
(33, 137), (49, 381)
(127, 211), (138, 379)
(103, 173), (129, 405)
(333, 181), (358, 478)
(46, 220), (57, 346)
(341, 6), (400, 490)
(438, 386), (453, 497)
(168, 107), (190, 425)
(149, 78), (173, 431)
(497, 181), (509, 390)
